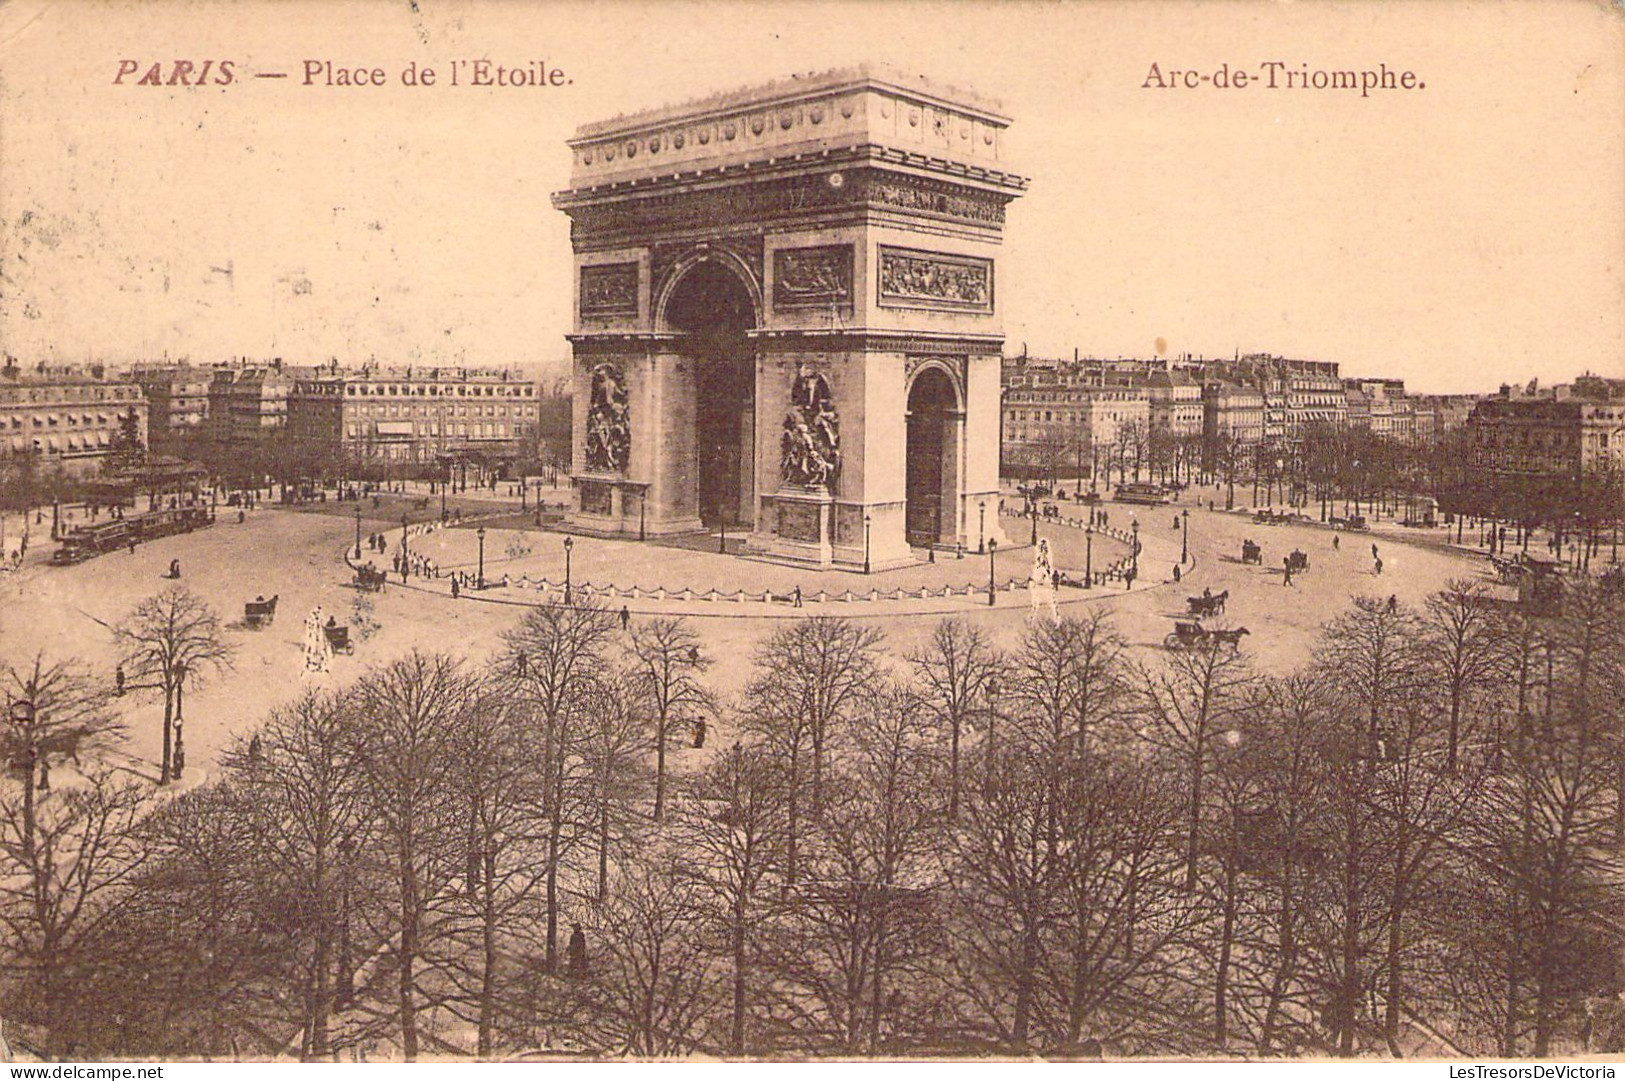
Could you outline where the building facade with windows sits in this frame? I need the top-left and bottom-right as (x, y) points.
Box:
(130, 364), (211, 452)
(208, 365), (295, 448)
(1000, 357), (1150, 480)
(1466, 378), (1625, 490)
(0, 361), (148, 475)
(287, 367), (541, 471)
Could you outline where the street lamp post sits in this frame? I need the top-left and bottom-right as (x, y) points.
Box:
(987, 537), (999, 606)
(1029, 499), (1038, 547)
(441, 464), (449, 519)
(477, 527), (487, 590)
(978, 501), (986, 555)
(1181, 508), (1189, 564)
(400, 512), (410, 582)
(354, 504), (362, 561)
(863, 514), (872, 575)
(1131, 519), (1141, 578)
(719, 512), (728, 555)
(563, 535), (574, 607)
(1085, 525), (1094, 588)
(172, 661), (187, 780)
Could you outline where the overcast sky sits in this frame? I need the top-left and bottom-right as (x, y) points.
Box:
(1, 0), (1621, 393)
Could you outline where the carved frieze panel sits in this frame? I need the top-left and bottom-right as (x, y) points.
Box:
(578, 480), (614, 517)
(579, 263), (639, 318)
(777, 499), (823, 543)
(773, 244), (853, 309)
(865, 176), (1006, 225)
(877, 246), (993, 314)
(565, 169), (1013, 245)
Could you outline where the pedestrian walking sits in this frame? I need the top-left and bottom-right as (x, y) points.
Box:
(1375, 556), (1384, 576)
(1387, 594), (1398, 614)
(793, 584), (803, 608)
(1283, 555), (1293, 586)
(692, 716), (707, 749)
(451, 577), (460, 599)
(567, 925), (588, 980)
(1333, 533), (1340, 551)
(619, 605), (631, 631)
(1371, 542), (1379, 561)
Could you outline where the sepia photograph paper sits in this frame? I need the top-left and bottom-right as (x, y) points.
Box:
(1, 0), (1623, 1067)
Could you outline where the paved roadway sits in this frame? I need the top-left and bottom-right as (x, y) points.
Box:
(0, 494), (1494, 791)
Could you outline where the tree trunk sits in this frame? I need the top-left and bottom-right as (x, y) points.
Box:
(479, 851), (497, 1057)
(1012, 915), (1039, 1050)
(654, 708), (669, 823)
(1214, 848), (1238, 1048)
(730, 909), (747, 1055)
(398, 844), (420, 1060)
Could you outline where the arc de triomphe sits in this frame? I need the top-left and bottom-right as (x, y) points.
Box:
(553, 65), (1026, 569)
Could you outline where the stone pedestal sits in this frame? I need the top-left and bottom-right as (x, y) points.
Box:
(756, 488), (835, 566)
(570, 475), (669, 536)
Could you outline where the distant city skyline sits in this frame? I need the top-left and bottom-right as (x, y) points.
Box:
(2, 1), (1621, 395)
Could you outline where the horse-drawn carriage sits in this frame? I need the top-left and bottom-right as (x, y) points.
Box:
(1286, 549), (1310, 574)
(1241, 540), (1263, 565)
(1164, 620), (1250, 650)
(1187, 590), (1229, 617)
(1491, 555), (1525, 584)
(1253, 509), (1287, 526)
(354, 565), (388, 593)
(244, 594), (279, 629)
(324, 622), (354, 656)
(1329, 514), (1369, 531)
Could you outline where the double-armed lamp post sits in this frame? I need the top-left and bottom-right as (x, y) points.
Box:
(987, 537), (999, 606)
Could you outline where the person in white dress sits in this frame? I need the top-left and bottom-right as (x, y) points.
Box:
(1028, 537), (1059, 622)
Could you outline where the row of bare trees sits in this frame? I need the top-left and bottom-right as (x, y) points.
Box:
(2, 579), (1622, 1059)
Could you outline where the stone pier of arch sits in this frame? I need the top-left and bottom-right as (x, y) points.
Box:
(552, 65), (1027, 569)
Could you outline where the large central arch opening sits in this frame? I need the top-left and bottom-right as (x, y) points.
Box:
(665, 260), (756, 531)
(906, 367), (960, 547)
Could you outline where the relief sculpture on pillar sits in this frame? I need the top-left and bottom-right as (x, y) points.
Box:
(779, 367), (840, 490)
(584, 363), (631, 473)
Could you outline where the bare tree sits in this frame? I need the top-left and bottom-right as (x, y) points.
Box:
(768, 682), (943, 1053)
(1007, 611), (1128, 760)
(1423, 578), (1508, 771)
(443, 677), (546, 1057)
(908, 619), (1001, 819)
(744, 617), (882, 886)
(674, 741), (785, 1055)
(1133, 636), (1255, 889)
(347, 651), (474, 1060)
(226, 690), (369, 1059)
(0, 771), (152, 1056)
(114, 585), (234, 784)
(499, 601), (618, 971)
(943, 742), (1063, 1051)
(585, 854), (719, 1056)
(625, 618), (714, 822)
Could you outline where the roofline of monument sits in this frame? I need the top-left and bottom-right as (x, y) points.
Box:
(568, 64), (1012, 144)
(567, 329), (1009, 350)
(552, 144), (1030, 207)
